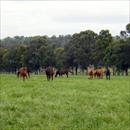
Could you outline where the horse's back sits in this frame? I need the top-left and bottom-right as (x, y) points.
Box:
(19, 67), (28, 76)
(45, 67), (54, 75)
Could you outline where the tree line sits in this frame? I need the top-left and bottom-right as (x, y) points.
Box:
(0, 23), (130, 75)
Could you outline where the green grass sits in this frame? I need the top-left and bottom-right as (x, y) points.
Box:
(0, 74), (129, 130)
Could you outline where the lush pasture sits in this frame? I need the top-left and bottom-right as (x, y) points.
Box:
(0, 74), (129, 130)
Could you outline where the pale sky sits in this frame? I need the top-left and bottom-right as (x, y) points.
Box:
(1, 0), (129, 38)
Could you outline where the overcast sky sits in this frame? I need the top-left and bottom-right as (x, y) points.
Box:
(1, 1), (129, 38)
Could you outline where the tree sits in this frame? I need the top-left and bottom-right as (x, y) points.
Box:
(55, 47), (64, 69)
(42, 44), (56, 67)
(64, 30), (97, 74)
(126, 23), (130, 33)
(105, 38), (130, 75)
(0, 47), (8, 71)
(94, 30), (112, 66)
(120, 30), (127, 39)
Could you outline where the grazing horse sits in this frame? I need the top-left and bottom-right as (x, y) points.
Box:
(88, 70), (94, 79)
(87, 65), (104, 79)
(45, 67), (54, 81)
(105, 68), (110, 80)
(96, 68), (104, 79)
(87, 65), (95, 79)
(17, 67), (30, 81)
(55, 68), (73, 78)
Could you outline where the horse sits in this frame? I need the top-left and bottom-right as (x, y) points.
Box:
(96, 68), (104, 79)
(45, 67), (54, 81)
(88, 70), (94, 79)
(55, 68), (73, 78)
(17, 67), (30, 81)
(105, 68), (110, 80)
(87, 65), (95, 79)
(87, 65), (104, 79)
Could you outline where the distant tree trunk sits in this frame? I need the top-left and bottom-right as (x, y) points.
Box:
(81, 68), (84, 75)
(75, 66), (78, 75)
(71, 66), (74, 75)
(117, 69), (120, 76)
(125, 68), (128, 76)
(121, 70), (124, 76)
(112, 66), (116, 76)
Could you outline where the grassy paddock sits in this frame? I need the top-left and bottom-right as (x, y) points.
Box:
(0, 74), (129, 130)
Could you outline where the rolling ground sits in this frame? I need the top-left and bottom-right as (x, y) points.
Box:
(0, 74), (129, 130)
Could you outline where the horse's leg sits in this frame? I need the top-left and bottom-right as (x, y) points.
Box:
(102, 74), (103, 79)
(26, 75), (28, 80)
(90, 74), (92, 79)
(55, 73), (57, 77)
(48, 75), (50, 81)
(52, 75), (53, 80)
(47, 76), (49, 81)
(17, 74), (19, 79)
(28, 72), (30, 78)
(23, 76), (25, 81)
(17, 72), (19, 78)
(46, 75), (49, 81)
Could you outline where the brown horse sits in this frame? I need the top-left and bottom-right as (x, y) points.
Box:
(88, 70), (94, 79)
(87, 66), (104, 79)
(87, 66), (95, 79)
(45, 67), (54, 81)
(55, 68), (73, 78)
(17, 67), (30, 81)
(96, 68), (104, 79)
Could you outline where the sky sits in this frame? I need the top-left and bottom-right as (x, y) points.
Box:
(1, 0), (129, 38)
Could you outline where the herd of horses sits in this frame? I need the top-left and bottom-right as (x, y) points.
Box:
(16, 67), (74, 81)
(16, 66), (110, 81)
(87, 65), (110, 80)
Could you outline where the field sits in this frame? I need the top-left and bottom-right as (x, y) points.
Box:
(0, 74), (129, 130)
